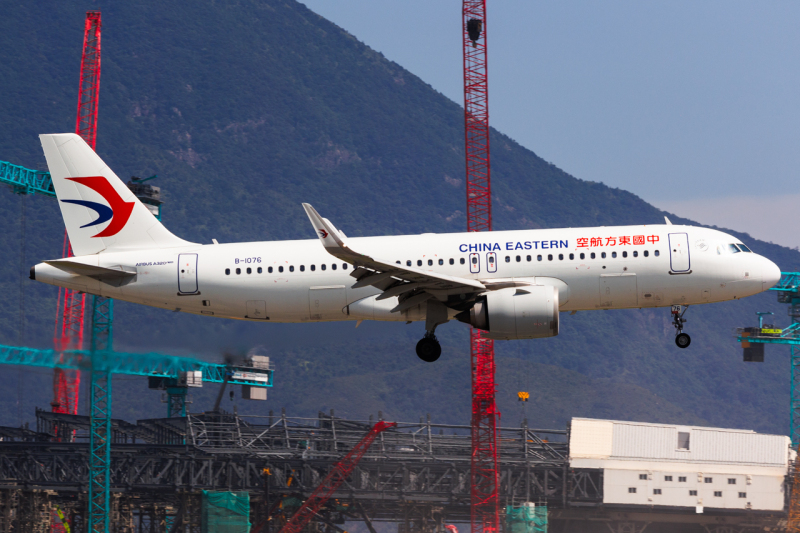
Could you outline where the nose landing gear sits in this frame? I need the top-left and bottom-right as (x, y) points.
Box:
(672, 305), (691, 348)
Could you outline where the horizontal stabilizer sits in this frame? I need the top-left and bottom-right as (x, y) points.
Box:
(45, 260), (137, 287)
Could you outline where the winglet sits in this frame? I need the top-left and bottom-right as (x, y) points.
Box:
(302, 203), (346, 248)
(664, 216), (673, 225)
(302, 203), (364, 264)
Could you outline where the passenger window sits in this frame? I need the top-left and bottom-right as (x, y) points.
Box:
(342, 263), (348, 270)
(526, 255), (531, 262)
(439, 259), (444, 265)
(579, 253), (585, 260)
(622, 251), (627, 258)
(558, 254), (564, 260)
(311, 265), (316, 271)
(516, 255), (521, 262)
(236, 268), (241, 275)
(548, 254), (553, 261)
(300, 265), (305, 272)
(225, 268), (230, 275)
(268, 267), (274, 273)
(590, 252), (596, 259)
(449, 258), (454, 265)
(601, 252), (607, 259)
(407, 260), (412, 266)
(396, 261), (400, 265)
(644, 250), (649, 257)
(428, 259), (433, 266)
(654, 250), (660, 257)
(472, 257), (478, 264)
(569, 253), (574, 260)
(332, 264), (337, 270)
(505, 256), (511, 263)
(247, 267), (252, 274)
(321, 264), (326, 271)
(537, 255), (542, 261)
(279, 266), (284, 273)
(611, 252), (617, 258)
(257, 267), (262, 273)
(289, 266), (294, 272)
(460, 258), (466, 265)
(633, 251), (638, 258)
(417, 260), (423, 267)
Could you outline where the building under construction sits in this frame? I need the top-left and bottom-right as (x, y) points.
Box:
(0, 407), (788, 533)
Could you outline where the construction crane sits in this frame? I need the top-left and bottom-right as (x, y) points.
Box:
(278, 421), (396, 533)
(462, 2), (500, 533)
(733, 273), (800, 530)
(53, 10), (102, 421)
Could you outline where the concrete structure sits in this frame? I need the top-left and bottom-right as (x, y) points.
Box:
(569, 418), (791, 512)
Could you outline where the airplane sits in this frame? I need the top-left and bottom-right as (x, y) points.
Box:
(31, 133), (782, 362)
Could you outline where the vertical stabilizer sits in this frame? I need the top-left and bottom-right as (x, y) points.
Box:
(40, 133), (194, 255)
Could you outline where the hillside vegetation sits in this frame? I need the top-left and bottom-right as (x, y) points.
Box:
(0, 0), (794, 434)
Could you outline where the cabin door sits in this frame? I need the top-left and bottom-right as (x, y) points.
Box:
(177, 253), (199, 294)
(668, 233), (691, 272)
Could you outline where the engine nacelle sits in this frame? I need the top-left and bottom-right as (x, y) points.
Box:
(457, 285), (559, 340)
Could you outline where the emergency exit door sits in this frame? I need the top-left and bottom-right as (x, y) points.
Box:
(469, 253), (480, 273)
(178, 253), (199, 294)
(668, 233), (691, 272)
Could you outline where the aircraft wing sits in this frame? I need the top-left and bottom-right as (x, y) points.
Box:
(303, 203), (485, 312)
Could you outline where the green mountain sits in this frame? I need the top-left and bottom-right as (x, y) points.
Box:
(0, 0), (793, 434)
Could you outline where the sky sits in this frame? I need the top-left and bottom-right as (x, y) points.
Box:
(301, 1), (800, 250)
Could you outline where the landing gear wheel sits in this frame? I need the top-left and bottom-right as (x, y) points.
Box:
(416, 336), (441, 362)
(671, 305), (691, 349)
(675, 333), (691, 349)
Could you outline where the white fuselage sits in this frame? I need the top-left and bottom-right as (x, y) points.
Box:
(33, 224), (780, 325)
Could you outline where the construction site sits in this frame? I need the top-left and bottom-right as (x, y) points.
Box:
(1, 2), (799, 533)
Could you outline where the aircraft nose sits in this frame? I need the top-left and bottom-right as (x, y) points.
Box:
(762, 258), (781, 291)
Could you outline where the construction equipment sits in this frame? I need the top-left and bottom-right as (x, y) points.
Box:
(53, 11), (103, 423)
(279, 421), (396, 533)
(462, 2), (500, 533)
(734, 273), (800, 441)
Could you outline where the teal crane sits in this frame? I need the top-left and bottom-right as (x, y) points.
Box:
(0, 159), (217, 533)
(735, 273), (800, 444)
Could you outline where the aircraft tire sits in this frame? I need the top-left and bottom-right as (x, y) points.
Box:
(675, 333), (691, 349)
(416, 337), (442, 362)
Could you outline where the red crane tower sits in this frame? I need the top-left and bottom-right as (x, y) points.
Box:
(278, 421), (396, 533)
(463, 3), (499, 533)
(52, 11), (102, 417)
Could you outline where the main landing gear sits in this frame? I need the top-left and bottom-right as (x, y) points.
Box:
(416, 299), (447, 362)
(672, 305), (691, 349)
(416, 333), (442, 363)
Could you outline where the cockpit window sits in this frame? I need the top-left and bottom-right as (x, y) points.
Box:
(727, 244), (741, 254)
(738, 243), (752, 253)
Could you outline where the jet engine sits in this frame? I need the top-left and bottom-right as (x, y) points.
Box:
(456, 285), (559, 340)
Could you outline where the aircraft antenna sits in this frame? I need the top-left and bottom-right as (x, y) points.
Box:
(462, 3), (499, 533)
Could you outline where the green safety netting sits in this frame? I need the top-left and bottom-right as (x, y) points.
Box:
(505, 505), (547, 533)
(201, 490), (251, 533)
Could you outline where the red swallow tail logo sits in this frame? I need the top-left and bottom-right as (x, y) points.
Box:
(318, 229), (329, 239)
(60, 177), (135, 238)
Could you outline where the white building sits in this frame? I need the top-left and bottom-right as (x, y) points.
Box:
(569, 418), (791, 512)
